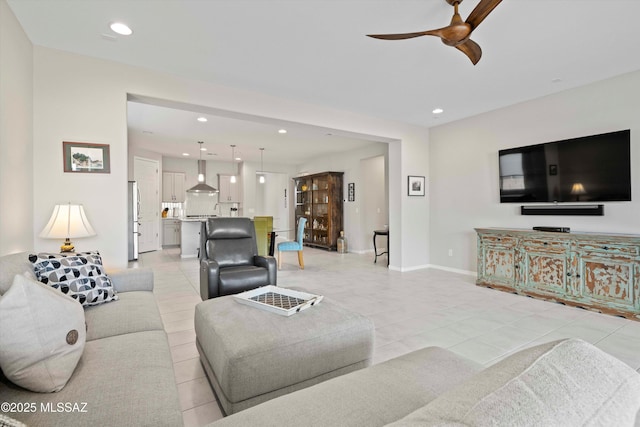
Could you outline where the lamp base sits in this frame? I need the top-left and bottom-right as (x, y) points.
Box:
(60, 238), (75, 253)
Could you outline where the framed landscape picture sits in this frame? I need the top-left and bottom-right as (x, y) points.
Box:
(63, 141), (110, 173)
(408, 175), (425, 196)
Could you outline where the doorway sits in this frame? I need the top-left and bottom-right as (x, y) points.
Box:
(360, 155), (388, 251)
(134, 157), (160, 253)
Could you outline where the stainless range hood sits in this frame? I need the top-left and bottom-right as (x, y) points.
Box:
(187, 159), (219, 193)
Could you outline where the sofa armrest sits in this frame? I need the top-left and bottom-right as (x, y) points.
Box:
(108, 268), (154, 293)
(254, 255), (277, 286)
(200, 259), (221, 300)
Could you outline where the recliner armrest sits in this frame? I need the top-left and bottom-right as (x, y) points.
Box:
(254, 255), (277, 286)
(200, 259), (221, 300)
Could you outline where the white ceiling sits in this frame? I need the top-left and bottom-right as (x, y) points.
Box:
(126, 97), (390, 162)
(8, 0), (640, 163)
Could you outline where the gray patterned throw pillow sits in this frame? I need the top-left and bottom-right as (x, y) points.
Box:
(29, 251), (118, 307)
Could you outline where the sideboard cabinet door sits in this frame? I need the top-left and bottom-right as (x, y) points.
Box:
(518, 237), (571, 298)
(477, 234), (518, 290)
(574, 242), (639, 313)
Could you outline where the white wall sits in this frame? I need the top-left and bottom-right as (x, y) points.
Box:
(254, 172), (290, 236)
(241, 160), (298, 219)
(32, 47), (429, 268)
(0, 0), (33, 255)
(296, 143), (390, 254)
(429, 70), (640, 274)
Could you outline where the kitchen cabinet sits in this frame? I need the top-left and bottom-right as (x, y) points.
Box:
(476, 228), (640, 319)
(294, 172), (343, 251)
(218, 174), (241, 202)
(162, 219), (181, 246)
(162, 172), (186, 202)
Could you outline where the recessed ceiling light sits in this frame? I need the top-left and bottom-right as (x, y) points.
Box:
(182, 153), (190, 156)
(432, 108), (444, 114)
(278, 129), (287, 134)
(235, 157), (242, 161)
(200, 147), (207, 151)
(197, 117), (208, 122)
(110, 22), (133, 36)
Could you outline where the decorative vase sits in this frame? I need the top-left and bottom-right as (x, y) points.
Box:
(337, 231), (347, 253)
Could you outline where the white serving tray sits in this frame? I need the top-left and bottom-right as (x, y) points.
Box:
(233, 285), (323, 316)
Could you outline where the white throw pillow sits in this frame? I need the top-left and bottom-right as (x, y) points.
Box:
(388, 338), (640, 426)
(0, 274), (86, 392)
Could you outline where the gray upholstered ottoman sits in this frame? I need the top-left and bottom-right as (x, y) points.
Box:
(194, 293), (375, 415)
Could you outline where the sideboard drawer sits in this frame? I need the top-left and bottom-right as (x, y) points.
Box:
(480, 234), (517, 247)
(521, 238), (569, 253)
(575, 242), (639, 258)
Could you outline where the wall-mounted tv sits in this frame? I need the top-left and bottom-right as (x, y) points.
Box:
(499, 130), (631, 203)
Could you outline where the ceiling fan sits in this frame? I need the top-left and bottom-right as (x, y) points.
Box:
(367, 0), (503, 65)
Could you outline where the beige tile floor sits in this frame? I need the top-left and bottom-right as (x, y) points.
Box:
(133, 247), (640, 426)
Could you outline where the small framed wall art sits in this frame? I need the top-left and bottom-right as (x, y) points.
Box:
(348, 183), (355, 202)
(407, 175), (425, 196)
(63, 141), (111, 173)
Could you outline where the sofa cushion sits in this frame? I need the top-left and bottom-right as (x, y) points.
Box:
(389, 338), (640, 426)
(209, 346), (482, 427)
(0, 330), (182, 427)
(29, 251), (118, 307)
(0, 274), (86, 392)
(84, 290), (164, 341)
(0, 414), (26, 427)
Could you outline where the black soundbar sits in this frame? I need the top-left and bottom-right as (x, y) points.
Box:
(521, 204), (604, 216)
(533, 226), (570, 233)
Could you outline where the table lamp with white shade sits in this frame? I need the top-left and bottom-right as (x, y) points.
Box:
(39, 203), (96, 252)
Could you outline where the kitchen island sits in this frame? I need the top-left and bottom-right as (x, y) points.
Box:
(180, 216), (216, 258)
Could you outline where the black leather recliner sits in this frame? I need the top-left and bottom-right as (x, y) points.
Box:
(199, 217), (277, 300)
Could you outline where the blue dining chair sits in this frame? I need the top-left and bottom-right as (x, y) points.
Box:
(277, 217), (307, 270)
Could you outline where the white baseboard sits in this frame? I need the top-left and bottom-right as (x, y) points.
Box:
(350, 249), (373, 255)
(427, 264), (477, 277)
(389, 263), (430, 272)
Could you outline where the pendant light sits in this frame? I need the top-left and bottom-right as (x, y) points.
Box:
(187, 141), (218, 193)
(259, 148), (265, 184)
(230, 145), (237, 183)
(197, 143), (205, 183)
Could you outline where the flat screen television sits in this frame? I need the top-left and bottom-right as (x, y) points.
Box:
(499, 130), (631, 203)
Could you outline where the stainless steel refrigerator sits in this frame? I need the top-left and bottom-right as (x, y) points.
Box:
(128, 181), (140, 261)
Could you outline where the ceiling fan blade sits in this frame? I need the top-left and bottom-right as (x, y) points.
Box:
(367, 29), (442, 40)
(455, 39), (482, 65)
(465, 0), (503, 30)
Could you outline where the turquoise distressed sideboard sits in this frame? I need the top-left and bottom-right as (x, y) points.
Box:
(475, 228), (640, 320)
